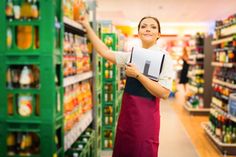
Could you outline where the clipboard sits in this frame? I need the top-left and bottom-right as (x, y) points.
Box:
(129, 47), (165, 82)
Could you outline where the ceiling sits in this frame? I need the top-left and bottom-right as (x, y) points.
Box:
(96, 0), (236, 25)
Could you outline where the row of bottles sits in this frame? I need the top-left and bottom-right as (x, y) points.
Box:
(211, 96), (228, 112)
(7, 26), (39, 50)
(188, 66), (204, 88)
(213, 48), (236, 63)
(104, 139), (113, 149)
(6, 0), (39, 21)
(65, 128), (94, 157)
(64, 81), (92, 132)
(104, 83), (114, 102)
(63, 32), (91, 77)
(214, 67), (236, 85)
(104, 106), (113, 115)
(7, 132), (40, 156)
(215, 13), (236, 28)
(213, 83), (234, 98)
(104, 115), (113, 125)
(187, 95), (203, 108)
(63, 0), (87, 21)
(6, 65), (40, 89)
(103, 130), (113, 148)
(214, 13), (236, 40)
(209, 108), (236, 144)
(186, 33), (205, 108)
(104, 61), (114, 79)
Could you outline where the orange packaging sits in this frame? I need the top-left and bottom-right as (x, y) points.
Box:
(17, 26), (33, 49)
(73, 0), (81, 21)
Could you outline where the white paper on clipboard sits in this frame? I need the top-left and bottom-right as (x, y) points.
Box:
(130, 47), (165, 82)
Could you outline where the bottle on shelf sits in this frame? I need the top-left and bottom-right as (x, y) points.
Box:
(16, 132), (32, 156)
(18, 94), (33, 117)
(20, 0), (32, 20)
(7, 133), (16, 156)
(5, 0), (14, 20)
(17, 26), (33, 49)
(224, 127), (232, 144)
(7, 27), (13, 48)
(19, 66), (33, 88)
(31, 0), (39, 19)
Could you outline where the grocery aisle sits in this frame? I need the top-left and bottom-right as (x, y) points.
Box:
(171, 86), (236, 157)
(159, 99), (199, 157)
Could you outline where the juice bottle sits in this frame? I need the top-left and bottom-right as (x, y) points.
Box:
(6, 0), (14, 20)
(7, 133), (16, 155)
(17, 26), (33, 49)
(73, 0), (80, 21)
(8, 94), (14, 115)
(7, 27), (12, 48)
(31, 0), (39, 19)
(6, 68), (12, 88)
(20, 0), (32, 19)
(19, 66), (32, 88)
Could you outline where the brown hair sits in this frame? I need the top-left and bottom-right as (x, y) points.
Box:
(138, 16), (161, 33)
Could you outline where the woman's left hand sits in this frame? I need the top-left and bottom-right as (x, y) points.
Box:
(125, 63), (140, 78)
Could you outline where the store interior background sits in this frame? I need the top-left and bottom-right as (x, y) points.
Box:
(1, 0), (236, 157)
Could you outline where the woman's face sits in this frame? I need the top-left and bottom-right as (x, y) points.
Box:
(138, 18), (160, 44)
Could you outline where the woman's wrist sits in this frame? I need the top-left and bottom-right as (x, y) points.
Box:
(135, 72), (141, 79)
(83, 23), (91, 30)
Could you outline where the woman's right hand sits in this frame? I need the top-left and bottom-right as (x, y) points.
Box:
(77, 14), (90, 29)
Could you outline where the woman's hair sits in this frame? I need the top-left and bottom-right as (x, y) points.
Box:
(138, 16), (161, 33)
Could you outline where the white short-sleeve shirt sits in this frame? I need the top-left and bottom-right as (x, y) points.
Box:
(112, 45), (175, 91)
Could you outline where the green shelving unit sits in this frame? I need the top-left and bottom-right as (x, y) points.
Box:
(0, 0), (64, 157)
(100, 33), (119, 150)
(95, 56), (102, 156)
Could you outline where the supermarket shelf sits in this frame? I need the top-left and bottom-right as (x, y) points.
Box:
(188, 60), (203, 65)
(202, 122), (236, 155)
(188, 85), (204, 94)
(221, 25), (236, 37)
(215, 22), (236, 30)
(211, 103), (236, 123)
(189, 54), (205, 59)
(211, 102), (226, 114)
(212, 36), (233, 45)
(64, 110), (93, 151)
(212, 78), (236, 89)
(63, 16), (85, 31)
(184, 101), (210, 115)
(222, 95), (229, 101)
(188, 70), (204, 76)
(214, 47), (235, 52)
(211, 62), (235, 68)
(63, 71), (93, 87)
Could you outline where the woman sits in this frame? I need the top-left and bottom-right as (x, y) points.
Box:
(78, 15), (174, 157)
(179, 47), (189, 92)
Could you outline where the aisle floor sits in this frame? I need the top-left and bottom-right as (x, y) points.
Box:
(159, 99), (199, 157)
(170, 86), (235, 157)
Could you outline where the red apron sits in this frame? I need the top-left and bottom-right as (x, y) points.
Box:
(113, 77), (160, 157)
